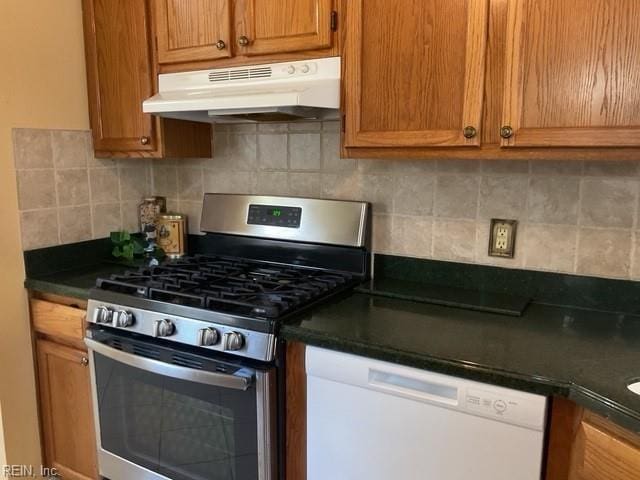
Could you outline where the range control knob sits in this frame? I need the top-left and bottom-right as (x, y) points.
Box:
(154, 319), (175, 337)
(222, 331), (245, 351)
(198, 327), (219, 346)
(113, 310), (134, 328)
(96, 306), (113, 324)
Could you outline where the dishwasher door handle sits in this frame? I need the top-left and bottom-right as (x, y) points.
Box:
(368, 369), (459, 406)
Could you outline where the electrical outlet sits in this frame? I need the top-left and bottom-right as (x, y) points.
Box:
(488, 219), (518, 258)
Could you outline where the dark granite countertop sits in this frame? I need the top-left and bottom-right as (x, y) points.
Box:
(281, 291), (640, 434)
(23, 243), (640, 435)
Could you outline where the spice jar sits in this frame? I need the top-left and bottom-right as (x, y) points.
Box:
(157, 213), (188, 258)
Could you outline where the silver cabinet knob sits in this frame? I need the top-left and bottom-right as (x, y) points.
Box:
(215, 39), (226, 50)
(222, 332), (244, 351)
(238, 35), (250, 46)
(114, 310), (134, 328)
(80, 356), (89, 366)
(96, 306), (113, 324)
(140, 136), (150, 145)
(198, 328), (219, 346)
(154, 319), (175, 337)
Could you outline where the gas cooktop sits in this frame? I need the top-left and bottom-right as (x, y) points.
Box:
(95, 255), (357, 320)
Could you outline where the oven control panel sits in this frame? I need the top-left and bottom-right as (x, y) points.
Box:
(247, 204), (301, 228)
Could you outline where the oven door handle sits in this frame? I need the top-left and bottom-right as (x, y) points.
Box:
(85, 338), (253, 391)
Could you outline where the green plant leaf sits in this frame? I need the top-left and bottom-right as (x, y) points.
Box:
(110, 231), (130, 244)
(132, 239), (145, 255)
(112, 246), (123, 258)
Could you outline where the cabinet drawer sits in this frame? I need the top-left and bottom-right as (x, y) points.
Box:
(574, 417), (640, 480)
(31, 299), (86, 341)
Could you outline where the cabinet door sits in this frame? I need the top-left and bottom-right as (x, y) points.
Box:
(502, 0), (640, 148)
(155, 0), (232, 64)
(82, 0), (157, 153)
(36, 340), (97, 480)
(235, 0), (334, 56)
(344, 0), (489, 148)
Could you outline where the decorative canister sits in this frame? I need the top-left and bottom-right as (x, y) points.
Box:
(138, 197), (167, 244)
(157, 213), (188, 258)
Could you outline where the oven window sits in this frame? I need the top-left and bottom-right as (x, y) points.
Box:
(94, 352), (259, 480)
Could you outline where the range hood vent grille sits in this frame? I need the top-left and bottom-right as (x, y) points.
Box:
(209, 66), (273, 83)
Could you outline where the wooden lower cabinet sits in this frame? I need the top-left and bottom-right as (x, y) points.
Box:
(36, 339), (97, 480)
(545, 397), (640, 480)
(30, 296), (98, 480)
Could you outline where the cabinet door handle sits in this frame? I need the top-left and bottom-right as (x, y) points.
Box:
(238, 36), (250, 46)
(140, 136), (150, 145)
(463, 126), (477, 139)
(216, 39), (226, 50)
(500, 126), (514, 139)
(80, 356), (89, 366)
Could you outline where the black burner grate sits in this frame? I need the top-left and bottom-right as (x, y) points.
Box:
(96, 255), (354, 319)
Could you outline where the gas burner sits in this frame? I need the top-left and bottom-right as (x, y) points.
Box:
(95, 255), (354, 319)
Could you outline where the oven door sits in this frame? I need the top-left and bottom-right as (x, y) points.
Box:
(85, 331), (276, 480)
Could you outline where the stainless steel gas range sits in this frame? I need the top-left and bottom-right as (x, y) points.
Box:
(85, 194), (371, 480)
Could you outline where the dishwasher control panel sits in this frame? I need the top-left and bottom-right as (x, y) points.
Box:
(464, 388), (543, 429)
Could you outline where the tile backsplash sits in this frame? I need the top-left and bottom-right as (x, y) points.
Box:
(13, 129), (152, 249)
(13, 124), (640, 281)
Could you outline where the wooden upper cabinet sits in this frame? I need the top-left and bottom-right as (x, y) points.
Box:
(36, 339), (97, 480)
(344, 0), (489, 148)
(155, 0), (232, 64)
(83, 0), (156, 154)
(235, 0), (334, 56)
(502, 0), (640, 148)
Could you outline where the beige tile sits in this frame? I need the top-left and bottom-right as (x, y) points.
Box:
(88, 156), (117, 168)
(530, 160), (582, 175)
(475, 222), (524, 268)
(481, 160), (529, 175)
(437, 159), (480, 173)
(478, 175), (527, 220)
(434, 175), (479, 219)
(576, 228), (632, 278)
(153, 166), (178, 198)
(289, 172), (321, 196)
(372, 214), (392, 253)
(59, 206), (92, 244)
(256, 172), (289, 195)
(523, 224), (577, 273)
(360, 174), (394, 213)
(289, 133), (321, 170)
(258, 134), (288, 170)
(528, 176), (580, 224)
(92, 203), (122, 239)
(227, 124), (257, 133)
(178, 200), (203, 234)
(13, 129), (53, 169)
(20, 209), (59, 250)
(120, 166), (150, 202)
(321, 133), (356, 171)
(52, 130), (90, 168)
(393, 175), (434, 216)
(391, 216), (432, 258)
(358, 159), (436, 175)
(177, 168), (203, 201)
(89, 168), (120, 204)
(213, 134), (257, 171)
(16, 169), (56, 210)
(288, 121), (322, 132)
(432, 219), (476, 262)
(121, 202), (141, 233)
(580, 178), (637, 228)
(56, 169), (89, 206)
(322, 121), (340, 132)
(204, 170), (256, 194)
(632, 233), (640, 280)
(583, 160), (640, 177)
(258, 123), (288, 133)
(321, 172), (363, 201)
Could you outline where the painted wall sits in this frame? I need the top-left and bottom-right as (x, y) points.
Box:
(0, 0), (89, 465)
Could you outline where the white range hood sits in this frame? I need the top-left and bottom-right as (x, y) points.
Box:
(143, 57), (340, 123)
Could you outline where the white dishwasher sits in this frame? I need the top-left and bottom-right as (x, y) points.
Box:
(306, 347), (547, 480)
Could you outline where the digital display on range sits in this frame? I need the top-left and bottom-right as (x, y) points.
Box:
(247, 204), (302, 228)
